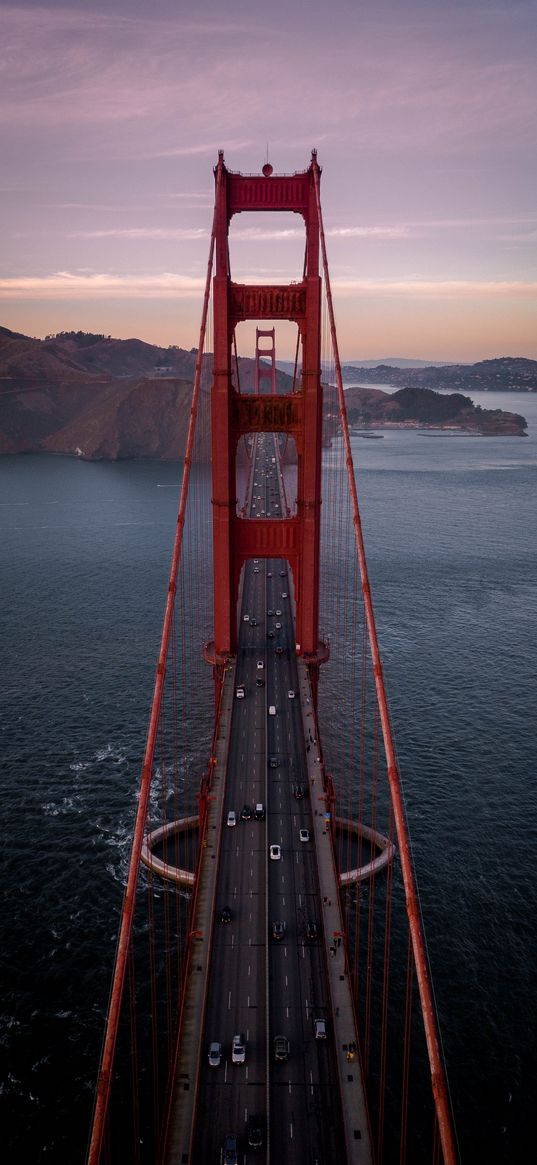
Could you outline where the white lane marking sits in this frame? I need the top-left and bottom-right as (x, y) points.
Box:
(248, 963), (251, 977)
(288, 1082), (292, 1094)
(228, 990), (231, 1010)
(286, 1006), (289, 1018)
(231, 934), (235, 949)
(224, 1062), (228, 1082)
(285, 975), (288, 988)
(246, 1066), (249, 1080)
(282, 896), (285, 906)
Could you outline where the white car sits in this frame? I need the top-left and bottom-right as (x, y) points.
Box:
(227, 810), (237, 827)
(231, 1033), (246, 1064)
(257, 660), (264, 670)
(299, 828), (310, 843)
(275, 622), (282, 630)
(282, 592), (288, 599)
(275, 609), (282, 616)
(243, 614), (250, 622)
(269, 844), (281, 861)
(236, 685), (245, 699)
(288, 690), (295, 699)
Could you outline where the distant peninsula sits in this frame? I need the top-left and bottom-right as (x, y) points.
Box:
(341, 355), (537, 393)
(0, 328), (528, 459)
(341, 385), (527, 437)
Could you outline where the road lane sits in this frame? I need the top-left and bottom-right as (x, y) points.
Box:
(194, 432), (345, 1164)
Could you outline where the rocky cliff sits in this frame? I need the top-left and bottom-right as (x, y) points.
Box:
(0, 328), (528, 458)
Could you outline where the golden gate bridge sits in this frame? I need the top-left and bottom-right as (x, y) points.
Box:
(87, 152), (459, 1165)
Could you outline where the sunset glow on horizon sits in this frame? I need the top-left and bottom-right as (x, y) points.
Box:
(1, 0), (536, 362)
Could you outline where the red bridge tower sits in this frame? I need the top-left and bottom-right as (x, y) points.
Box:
(208, 152), (328, 690)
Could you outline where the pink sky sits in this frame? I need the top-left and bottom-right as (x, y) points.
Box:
(1, 0), (536, 360)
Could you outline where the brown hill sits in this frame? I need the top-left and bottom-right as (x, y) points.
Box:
(0, 327), (294, 459)
(343, 385), (527, 435)
(42, 377), (207, 461)
(342, 356), (537, 393)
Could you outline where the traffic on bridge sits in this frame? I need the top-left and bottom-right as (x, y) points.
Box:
(87, 152), (459, 1165)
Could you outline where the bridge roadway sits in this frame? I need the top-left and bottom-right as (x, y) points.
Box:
(192, 433), (346, 1163)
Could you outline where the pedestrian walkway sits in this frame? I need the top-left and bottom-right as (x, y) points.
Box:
(163, 664), (235, 1165)
(297, 658), (373, 1165)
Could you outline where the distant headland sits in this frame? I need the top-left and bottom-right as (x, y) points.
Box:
(339, 385), (527, 437)
(0, 328), (528, 459)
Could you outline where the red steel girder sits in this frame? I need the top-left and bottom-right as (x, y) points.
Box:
(211, 151), (322, 661)
(230, 281), (307, 324)
(232, 392), (303, 443)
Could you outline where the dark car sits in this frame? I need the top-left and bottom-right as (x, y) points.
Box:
(267, 630), (275, 639)
(293, 784), (305, 799)
(269, 755), (279, 769)
(220, 906), (232, 924)
(274, 646), (284, 656)
(273, 1034), (290, 1062)
(305, 921), (319, 942)
(256, 677), (265, 687)
(267, 609), (275, 617)
(247, 1113), (264, 1149)
(222, 1133), (239, 1164)
(254, 803), (265, 820)
(240, 804), (252, 821)
(250, 618), (257, 626)
(271, 920), (286, 941)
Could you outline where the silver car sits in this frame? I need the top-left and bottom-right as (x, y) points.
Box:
(208, 1041), (222, 1067)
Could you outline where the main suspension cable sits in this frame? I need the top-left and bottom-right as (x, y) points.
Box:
(86, 169), (220, 1165)
(312, 157), (459, 1165)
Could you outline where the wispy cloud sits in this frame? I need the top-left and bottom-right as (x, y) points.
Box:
(0, 272), (205, 300)
(68, 224), (409, 242)
(1, 3), (535, 158)
(332, 279), (537, 299)
(1, 272), (536, 302)
(69, 228), (209, 240)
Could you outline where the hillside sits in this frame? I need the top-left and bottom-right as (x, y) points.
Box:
(0, 328), (528, 458)
(342, 356), (537, 392)
(342, 385), (527, 436)
(0, 327), (293, 459)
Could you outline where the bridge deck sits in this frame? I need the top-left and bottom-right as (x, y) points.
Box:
(296, 655), (372, 1162)
(164, 432), (372, 1163)
(163, 663), (236, 1164)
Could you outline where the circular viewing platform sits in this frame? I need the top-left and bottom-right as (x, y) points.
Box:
(140, 813), (394, 888)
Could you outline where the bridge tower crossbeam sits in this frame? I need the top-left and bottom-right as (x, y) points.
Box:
(210, 152), (324, 677)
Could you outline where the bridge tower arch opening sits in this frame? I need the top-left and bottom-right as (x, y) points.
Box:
(210, 151), (326, 691)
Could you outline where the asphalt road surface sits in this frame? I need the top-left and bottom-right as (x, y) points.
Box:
(192, 434), (345, 1164)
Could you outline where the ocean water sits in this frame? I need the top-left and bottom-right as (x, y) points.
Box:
(1, 390), (536, 1163)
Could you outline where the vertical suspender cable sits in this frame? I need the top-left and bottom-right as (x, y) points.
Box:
(312, 159), (459, 1165)
(86, 175), (220, 1165)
